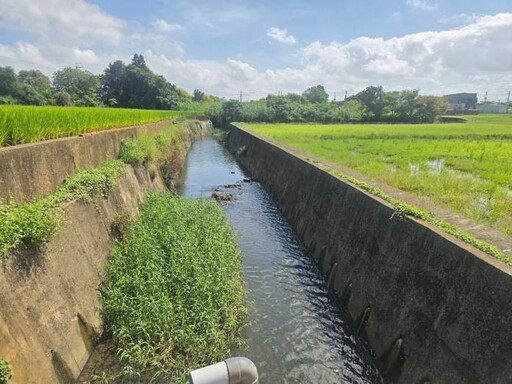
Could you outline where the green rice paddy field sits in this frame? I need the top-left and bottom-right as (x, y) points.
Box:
(244, 115), (512, 238)
(0, 105), (200, 147)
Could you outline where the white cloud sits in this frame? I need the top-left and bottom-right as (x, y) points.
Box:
(144, 13), (512, 100)
(406, 0), (439, 11)
(0, 44), (16, 60)
(439, 13), (484, 25)
(0, 0), (125, 45)
(151, 19), (182, 33)
(72, 48), (99, 64)
(267, 27), (297, 45)
(1, 5), (511, 102)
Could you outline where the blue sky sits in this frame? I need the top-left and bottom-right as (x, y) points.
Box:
(1, 0), (512, 100)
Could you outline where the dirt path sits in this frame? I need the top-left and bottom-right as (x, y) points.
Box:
(274, 140), (512, 259)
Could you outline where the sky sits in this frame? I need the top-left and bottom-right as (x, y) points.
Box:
(1, 0), (511, 101)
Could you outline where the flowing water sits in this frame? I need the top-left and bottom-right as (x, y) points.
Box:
(179, 138), (383, 384)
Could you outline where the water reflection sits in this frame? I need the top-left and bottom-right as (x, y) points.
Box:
(181, 138), (383, 384)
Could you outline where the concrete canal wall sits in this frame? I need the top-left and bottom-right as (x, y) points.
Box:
(0, 119), (211, 383)
(228, 123), (512, 384)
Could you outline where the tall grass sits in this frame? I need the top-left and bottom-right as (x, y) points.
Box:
(244, 115), (512, 244)
(100, 192), (246, 382)
(0, 106), (201, 147)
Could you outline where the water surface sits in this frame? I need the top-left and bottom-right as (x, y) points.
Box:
(180, 138), (383, 384)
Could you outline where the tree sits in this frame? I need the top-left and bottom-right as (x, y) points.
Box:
(0, 66), (21, 98)
(52, 67), (101, 106)
(193, 89), (205, 102)
(395, 90), (420, 121)
(353, 86), (385, 121)
(221, 100), (242, 125)
(100, 54), (182, 110)
(132, 53), (147, 69)
(54, 91), (73, 106)
(415, 96), (448, 123)
(18, 70), (52, 105)
(100, 60), (127, 106)
(302, 85), (329, 104)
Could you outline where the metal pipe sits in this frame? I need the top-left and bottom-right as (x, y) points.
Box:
(188, 357), (258, 384)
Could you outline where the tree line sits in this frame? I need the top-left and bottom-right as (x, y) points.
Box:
(0, 54), (214, 109)
(206, 85), (449, 126)
(1, 54), (447, 124)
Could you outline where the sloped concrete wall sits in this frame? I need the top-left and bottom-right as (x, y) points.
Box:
(0, 116), (210, 203)
(0, 119), (211, 383)
(228, 124), (512, 384)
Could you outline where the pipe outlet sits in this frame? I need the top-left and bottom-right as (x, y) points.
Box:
(189, 357), (258, 384)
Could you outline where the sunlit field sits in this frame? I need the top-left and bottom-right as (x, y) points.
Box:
(244, 114), (512, 237)
(0, 105), (201, 147)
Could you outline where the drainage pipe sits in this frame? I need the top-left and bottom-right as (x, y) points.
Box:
(188, 357), (258, 384)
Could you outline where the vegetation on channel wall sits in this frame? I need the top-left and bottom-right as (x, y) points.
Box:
(100, 192), (246, 382)
(0, 355), (14, 383)
(0, 119), (204, 262)
(0, 160), (125, 261)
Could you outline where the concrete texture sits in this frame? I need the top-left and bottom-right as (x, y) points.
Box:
(228, 124), (512, 384)
(0, 119), (211, 383)
(0, 116), (210, 203)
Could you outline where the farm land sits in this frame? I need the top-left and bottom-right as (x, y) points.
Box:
(0, 105), (200, 147)
(245, 114), (512, 238)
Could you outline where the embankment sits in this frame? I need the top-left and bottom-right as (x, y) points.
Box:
(228, 124), (512, 384)
(0, 118), (211, 383)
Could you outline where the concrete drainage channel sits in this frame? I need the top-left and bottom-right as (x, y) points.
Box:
(227, 124), (512, 384)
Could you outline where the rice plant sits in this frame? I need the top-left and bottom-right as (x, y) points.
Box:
(0, 105), (201, 147)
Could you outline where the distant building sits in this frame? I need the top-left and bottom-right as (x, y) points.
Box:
(444, 93), (478, 115)
(477, 103), (508, 114)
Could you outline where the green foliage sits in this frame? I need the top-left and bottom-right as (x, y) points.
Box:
(0, 160), (126, 261)
(0, 199), (59, 257)
(118, 122), (193, 166)
(17, 70), (52, 106)
(0, 356), (13, 384)
(302, 85), (329, 104)
(0, 67), (21, 99)
(100, 54), (186, 110)
(54, 91), (72, 107)
(0, 105), (199, 147)
(246, 117), (512, 264)
(52, 67), (101, 107)
(206, 85), (445, 125)
(53, 160), (126, 203)
(101, 192), (246, 382)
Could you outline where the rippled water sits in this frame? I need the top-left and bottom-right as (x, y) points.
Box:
(180, 138), (383, 384)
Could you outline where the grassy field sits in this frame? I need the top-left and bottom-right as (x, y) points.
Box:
(243, 114), (512, 238)
(0, 105), (201, 147)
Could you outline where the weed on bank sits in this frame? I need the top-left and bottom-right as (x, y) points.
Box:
(100, 192), (246, 382)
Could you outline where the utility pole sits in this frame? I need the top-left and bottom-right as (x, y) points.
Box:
(507, 91), (511, 113)
(344, 91), (348, 102)
(484, 91), (487, 103)
(75, 62), (83, 70)
(333, 92), (337, 102)
(239, 91), (243, 103)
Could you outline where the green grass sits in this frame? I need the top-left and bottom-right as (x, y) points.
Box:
(0, 105), (201, 147)
(0, 160), (125, 261)
(242, 114), (512, 255)
(100, 192), (246, 382)
(0, 356), (13, 384)
(0, 119), (206, 262)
